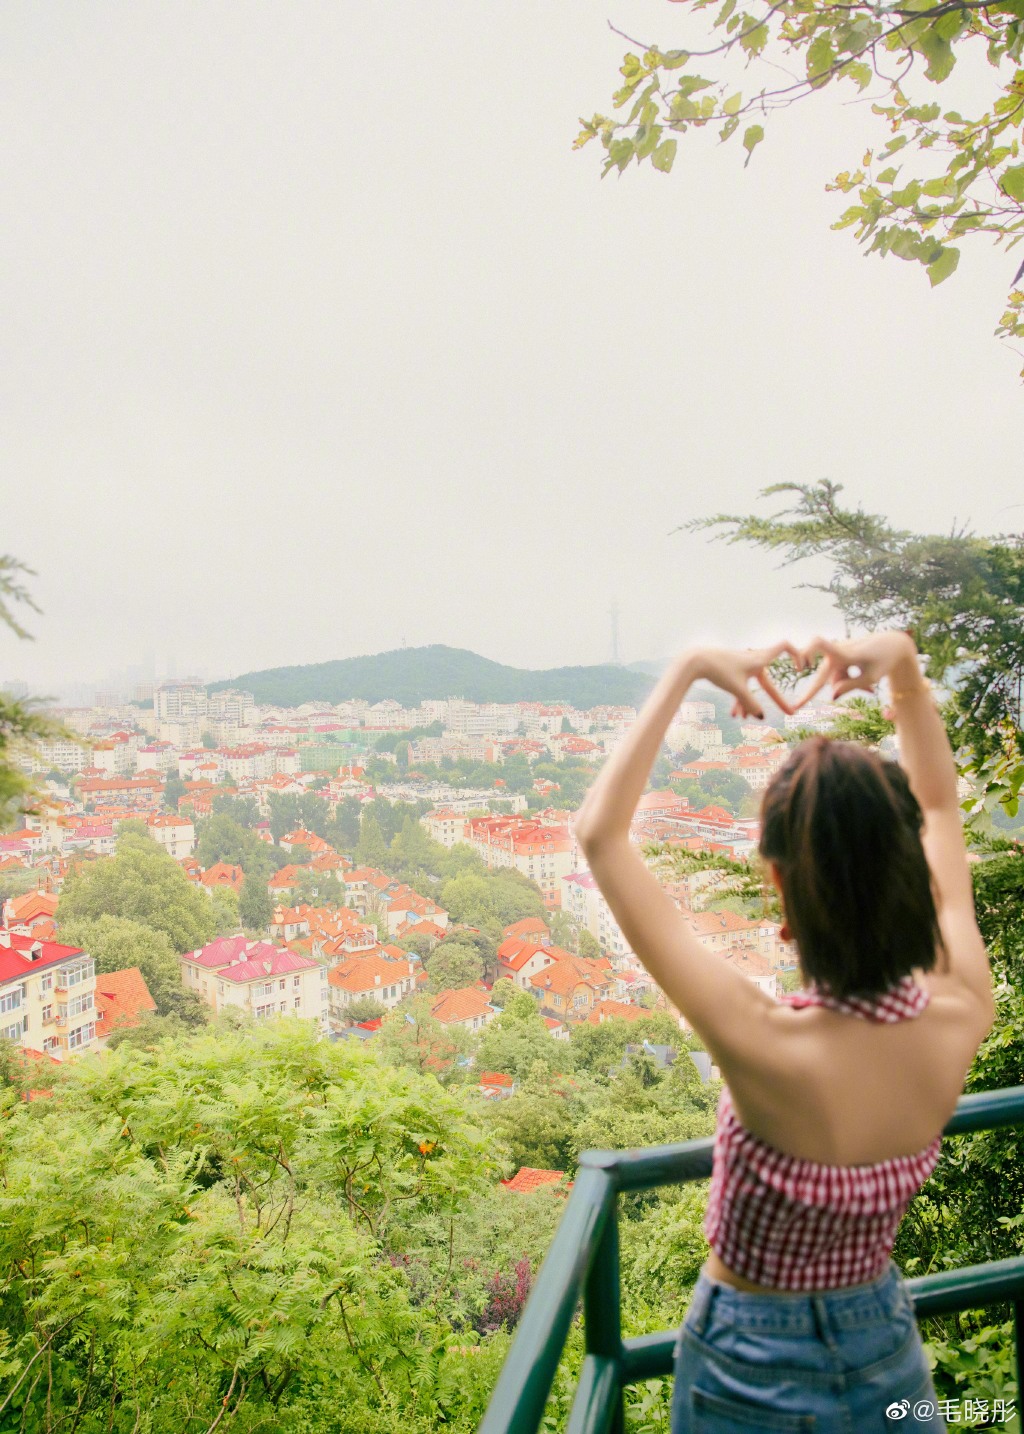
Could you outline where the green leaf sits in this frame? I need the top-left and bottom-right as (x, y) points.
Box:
(1000, 164), (1024, 203)
(877, 167), (899, 185)
(635, 123), (663, 160)
(723, 93), (742, 115)
(927, 245), (960, 286)
(742, 124), (764, 166)
(662, 49), (689, 70)
(807, 35), (837, 83)
(922, 176), (957, 199)
(676, 75), (715, 98)
(917, 28), (955, 82)
(841, 60), (872, 90)
(651, 138), (678, 173)
(740, 21), (769, 54)
(720, 115), (740, 143)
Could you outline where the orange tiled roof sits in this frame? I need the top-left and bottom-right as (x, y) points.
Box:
(501, 1167), (566, 1194)
(200, 862), (244, 891)
(503, 918), (550, 940)
(5, 890), (59, 923)
(587, 999), (646, 1025)
(430, 986), (493, 1025)
(94, 967), (157, 1039)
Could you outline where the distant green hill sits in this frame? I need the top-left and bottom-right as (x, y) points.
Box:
(209, 645), (655, 709)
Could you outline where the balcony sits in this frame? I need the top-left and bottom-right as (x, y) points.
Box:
(480, 1085), (1024, 1434)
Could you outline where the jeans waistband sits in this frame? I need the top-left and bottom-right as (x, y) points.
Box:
(686, 1260), (911, 1339)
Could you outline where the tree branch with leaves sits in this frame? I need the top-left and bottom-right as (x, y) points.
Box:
(575, 0), (1024, 367)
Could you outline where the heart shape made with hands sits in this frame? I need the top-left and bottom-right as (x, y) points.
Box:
(729, 642), (868, 721)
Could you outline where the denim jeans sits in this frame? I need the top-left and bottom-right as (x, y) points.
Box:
(671, 1261), (946, 1432)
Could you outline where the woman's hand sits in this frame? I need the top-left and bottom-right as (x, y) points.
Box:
(685, 642), (801, 720)
(796, 631), (922, 702)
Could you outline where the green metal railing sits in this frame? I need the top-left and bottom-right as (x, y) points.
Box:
(480, 1085), (1024, 1434)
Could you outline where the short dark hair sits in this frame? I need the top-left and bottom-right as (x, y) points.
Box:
(759, 737), (941, 1000)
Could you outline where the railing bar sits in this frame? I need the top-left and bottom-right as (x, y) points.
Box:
(482, 1085), (1024, 1433)
(943, 1088), (1024, 1136)
(621, 1330), (677, 1384)
(565, 1356), (621, 1434)
(907, 1257), (1024, 1317)
(478, 1167), (613, 1434)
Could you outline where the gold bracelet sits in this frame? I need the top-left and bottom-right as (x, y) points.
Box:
(889, 681), (932, 702)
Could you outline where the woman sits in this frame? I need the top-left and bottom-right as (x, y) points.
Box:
(574, 631), (995, 1433)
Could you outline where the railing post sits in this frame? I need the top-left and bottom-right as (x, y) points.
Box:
(564, 1155), (625, 1434)
(585, 1193), (624, 1434)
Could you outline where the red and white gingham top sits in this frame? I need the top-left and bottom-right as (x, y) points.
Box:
(703, 975), (942, 1291)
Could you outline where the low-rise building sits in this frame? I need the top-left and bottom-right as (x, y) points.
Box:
(326, 951), (417, 1021)
(0, 932), (98, 1060)
(430, 985), (496, 1032)
(147, 812), (197, 859)
(180, 937), (328, 1031)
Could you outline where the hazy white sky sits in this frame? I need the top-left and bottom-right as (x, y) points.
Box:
(2, 1), (1020, 694)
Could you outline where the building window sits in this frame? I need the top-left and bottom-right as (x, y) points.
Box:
(279, 979), (286, 991)
(43, 1035), (59, 1053)
(254, 1004), (274, 1020)
(58, 959), (95, 990)
(293, 975), (301, 989)
(67, 1021), (95, 1050)
(67, 991), (93, 1018)
(0, 1018), (25, 1041)
(0, 988), (22, 1015)
(293, 997), (301, 1010)
(41, 1004), (53, 1022)
(40, 974), (53, 993)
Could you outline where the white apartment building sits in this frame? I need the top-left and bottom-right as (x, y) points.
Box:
(180, 937), (329, 1033)
(326, 951), (417, 1023)
(147, 813), (197, 858)
(422, 809), (468, 849)
(0, 932), (98, 1060)
(135, 743), (178, 774)
(156, 680), (209, 745)
(30, 736), (91, 775)
(446, 700), (517, 737)
(208, 688), (256, 730)
(676, 699), (717, 724)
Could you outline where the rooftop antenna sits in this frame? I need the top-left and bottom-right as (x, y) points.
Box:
(610, 599), (620, 666)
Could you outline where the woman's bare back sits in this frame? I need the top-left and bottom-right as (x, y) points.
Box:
(725, 972), (990, 1167)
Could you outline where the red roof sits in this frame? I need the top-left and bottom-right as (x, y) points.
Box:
(0, 934), (86, 984)
(479, 1071), (514, 1088)
(183, 938), (319, 983)
(501, 1167), (567, 1194)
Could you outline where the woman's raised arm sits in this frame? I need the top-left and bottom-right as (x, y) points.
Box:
(574, 644), (795, 1071)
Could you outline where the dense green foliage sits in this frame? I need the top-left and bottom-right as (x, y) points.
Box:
(209, 645), (653, 708)
(58, 828), (219, 954)
(0, 1023), (506, 1432)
